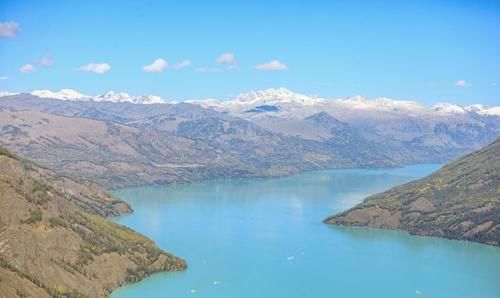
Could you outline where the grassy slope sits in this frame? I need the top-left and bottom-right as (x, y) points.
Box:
(0, 148), (186, 297)
(325, 138), (500, 246)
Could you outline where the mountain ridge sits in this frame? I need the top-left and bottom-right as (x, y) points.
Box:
(1, 88), (499, 115)
(324, 138), (500, 246)
(0, 106), (401, 189)
(0, 147), (186, 297)
(0, 91), (498, 190)
(5, 89), (168, 105)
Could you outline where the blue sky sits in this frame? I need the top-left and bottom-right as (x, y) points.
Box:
(0, 0), (499, 105)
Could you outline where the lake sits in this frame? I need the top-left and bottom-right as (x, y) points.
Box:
(111, 165), (500, 298)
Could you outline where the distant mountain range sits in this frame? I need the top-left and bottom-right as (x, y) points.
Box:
(2, 89), (166, 104)
(325, 138), (500, 246)
(0, 88), (498, 189)
(2, 87), (499, 115)
(191, 87), (500, 116)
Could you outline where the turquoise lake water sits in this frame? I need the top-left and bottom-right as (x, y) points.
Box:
(111, 165), (500, 298)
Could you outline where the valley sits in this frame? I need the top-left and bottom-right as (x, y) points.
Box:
(1, 88), (498, 190)
(2, 2), (499, 297)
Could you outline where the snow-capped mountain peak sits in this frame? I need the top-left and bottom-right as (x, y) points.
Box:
(338, 95), (423, 112)
(1, 87), (498, 114)
(189, 88), (499, 118)
(0, 91), (19, 97)
(31, 89), (91, 100)
(431, 103), (467, 114)
(431, 103), (500, 116)
(465, 104), (484, 113)
(25, 89), (166, 104)
(345, 95), (367, 102)
(233, 87), (323, 105)
(134, 95), (165, 104)
(95, 91), (132, 102)
(464, 104), (500, 116)
(93, 90), (167, 104)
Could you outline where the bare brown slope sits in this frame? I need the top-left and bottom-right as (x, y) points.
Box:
(0, 107), (397, 190)
(325, 138), (500, 246)
(0, 149), (186, 297)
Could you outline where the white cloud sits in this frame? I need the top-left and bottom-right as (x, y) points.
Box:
(143, 58), (168, 72)
(76, 63), (111, 74)
(216, 53), (237, 66)
(36, 56), (54, 67)
(490, 82), (497, 86)
(254, 60), (288, 71)
(454, 80), (470, 87)
(173, 60), (191, 70)
(19, 64), (35, 73)
(0, 21), (19, 38)
(0, 76), (8, 80)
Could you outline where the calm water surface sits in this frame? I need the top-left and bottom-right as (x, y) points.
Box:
(111, 165), (500, 298)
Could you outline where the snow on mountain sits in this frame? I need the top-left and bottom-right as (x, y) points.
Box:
(337, 95), (424, 112)
(94, 91), (166, 104)
(232, 87), (323, 105)
(193, 88), (424, 112)
(188, 88), (499, 121)
(94, 91), (132, 102)
(24, 89), (167, 104)
(430, 103), (467, 114)
(0, 91), (19, 97)
(431, 103), (500, 116)
(31, 89), (91, 100)
(192, 88), (427, 116)
(1, 87), (497, 114)
(464, 104), (500, 116)
(134, 95), (165, 104)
